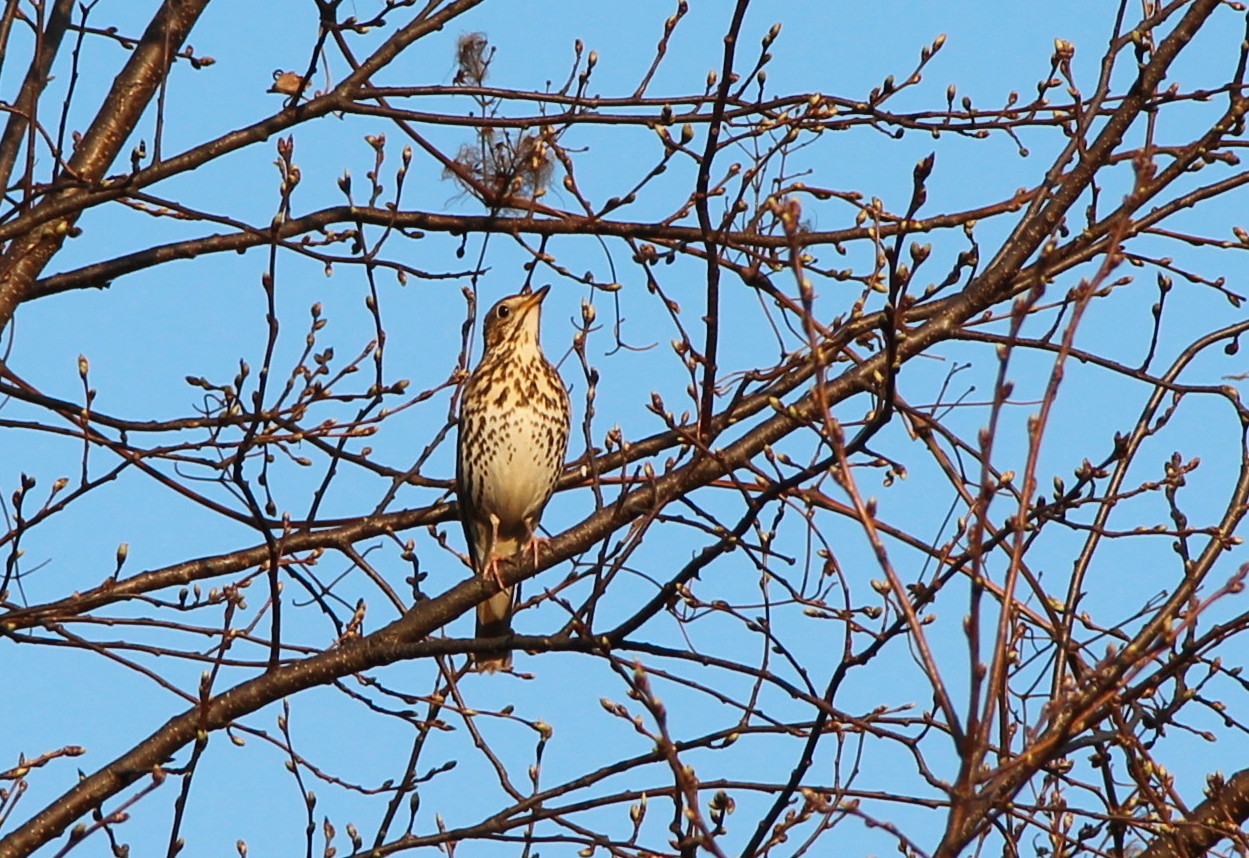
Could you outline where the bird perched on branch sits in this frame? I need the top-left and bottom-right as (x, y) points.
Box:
(456, 284), (570, 673)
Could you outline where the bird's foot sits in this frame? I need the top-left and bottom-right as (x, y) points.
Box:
(528, 534), (552, 568)
(483, 555), (508, 590)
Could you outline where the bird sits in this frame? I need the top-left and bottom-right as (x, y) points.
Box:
(456, 284), (570, 673)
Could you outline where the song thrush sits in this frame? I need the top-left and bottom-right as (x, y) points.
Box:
(456, 284), (570, 672)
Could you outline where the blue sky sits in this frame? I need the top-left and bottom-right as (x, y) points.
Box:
(4, 1), (1249, 856)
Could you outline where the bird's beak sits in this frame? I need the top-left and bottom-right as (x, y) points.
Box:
(519, 284), (550, 312)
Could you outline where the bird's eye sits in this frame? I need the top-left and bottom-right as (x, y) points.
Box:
(497, 305), (511, 319)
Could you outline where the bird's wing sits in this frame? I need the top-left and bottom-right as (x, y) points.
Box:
(455, 403), (483, 572)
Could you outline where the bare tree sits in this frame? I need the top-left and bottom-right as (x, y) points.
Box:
(2, 1), (1249, 857)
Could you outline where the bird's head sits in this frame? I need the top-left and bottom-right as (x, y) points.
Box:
(481, 284), (550, 352)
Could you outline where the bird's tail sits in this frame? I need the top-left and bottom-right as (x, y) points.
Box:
(473, 531), (522, 673)
(474, 586), (514, 673)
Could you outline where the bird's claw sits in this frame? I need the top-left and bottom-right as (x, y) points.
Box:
(484, 556), (507, 590)
(529, 535), (552, 567)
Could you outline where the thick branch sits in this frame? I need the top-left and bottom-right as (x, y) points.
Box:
(0, 0), (211, 333)
(1138, 768), (1249, 858)
(0, 0), (73, 192)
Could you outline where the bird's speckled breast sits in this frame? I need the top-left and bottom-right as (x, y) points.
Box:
(458, 350), (570, 529)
